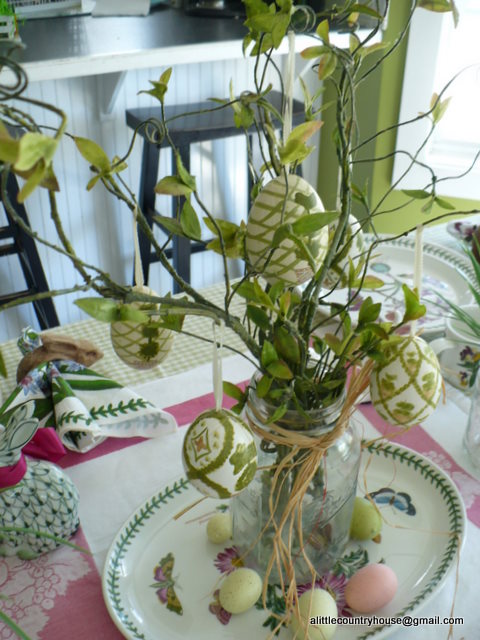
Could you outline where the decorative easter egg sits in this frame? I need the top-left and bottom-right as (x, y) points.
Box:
(219, 567), (263, 614)
(345, 563), (398, 613)
(207, 512), (233, 544)
(323, 214), (366, 289)
(350, 496), (383, 541)
(369, 335), (442, 427)
(246, 174), (329, 286)
(110, 285), (174, 370)
(182, 409), (257, 499)
(290, 588), (337, 640)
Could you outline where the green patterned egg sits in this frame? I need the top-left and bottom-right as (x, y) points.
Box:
(370, 336), (442, 427)
(182, 409), (257, 499)
(323, 215), (366, 289)
(246, 174), (329, 286)
(110, 285), (174, 370)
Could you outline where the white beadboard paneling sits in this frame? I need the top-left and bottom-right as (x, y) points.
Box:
(0, 52), (319, 342)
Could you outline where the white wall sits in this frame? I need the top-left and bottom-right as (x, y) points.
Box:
(0, 53), (318, 341)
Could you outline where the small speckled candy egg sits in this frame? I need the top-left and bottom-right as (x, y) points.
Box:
(206, 512), (232, 544)
(219, 567), (262, 614)
(350, 497), (382, 541)
(110, 285), (174, 370)
(345, 563), (398, 613)
(182, 409), (257, 499)
(323, 215), (366, 289)
(246, 174), (329, 286)
(290, 588), (337, 640)
(369, 335), (442, 427)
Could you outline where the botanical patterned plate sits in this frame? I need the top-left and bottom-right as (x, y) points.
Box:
(324, 236), (475, 339)
(102, 442), (465, 640)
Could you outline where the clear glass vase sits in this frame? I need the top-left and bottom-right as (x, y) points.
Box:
(231, 384), (361, 584)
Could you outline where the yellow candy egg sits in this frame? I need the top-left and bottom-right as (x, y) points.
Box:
(206, 513), (233, 544)
(290, 588), (337, 640)
(110, 285), (174, 370)
(219, 568), (262, 614)
(370, 335), (442, 427)
(182, 409), (257, 499)
(246, 174), (329, 286)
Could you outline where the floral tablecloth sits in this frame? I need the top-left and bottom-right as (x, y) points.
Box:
(0, 349), (479, 640)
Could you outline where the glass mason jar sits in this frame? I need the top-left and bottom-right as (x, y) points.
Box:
(231, 383), (361, 584)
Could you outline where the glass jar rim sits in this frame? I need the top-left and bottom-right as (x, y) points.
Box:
(246, 372), (346, 434)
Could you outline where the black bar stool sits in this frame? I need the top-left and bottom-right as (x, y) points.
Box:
(126, 91), (305, 292)
(0, 171), (59, 329)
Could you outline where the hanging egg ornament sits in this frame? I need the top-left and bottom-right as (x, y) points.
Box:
(110, 285), (174, 370)
(369, 335), (442, 427)
(246, 174), (329, 286)
(323, 214), (366, 289)
(182, 409), (257, 499)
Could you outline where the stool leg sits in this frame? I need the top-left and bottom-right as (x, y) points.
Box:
(5, 173), (59, 329)
(137, 139), (160, 285)
(171, 145), (192, 293)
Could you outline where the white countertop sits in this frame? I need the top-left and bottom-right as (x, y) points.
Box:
(0, 7), (368, 82)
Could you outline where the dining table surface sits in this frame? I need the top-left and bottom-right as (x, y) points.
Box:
(0, 230), (479, 640)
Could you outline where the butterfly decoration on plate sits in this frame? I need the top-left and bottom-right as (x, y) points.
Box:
(151, 552), (183, 615)
(368, 488), (416, 516)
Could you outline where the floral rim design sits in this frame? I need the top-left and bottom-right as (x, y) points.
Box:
(102, 443), (465, 640)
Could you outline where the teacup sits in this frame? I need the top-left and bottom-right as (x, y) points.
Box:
(430, 304), (480, 391)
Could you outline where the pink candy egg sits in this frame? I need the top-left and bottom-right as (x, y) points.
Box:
(345, 563), (398, 613)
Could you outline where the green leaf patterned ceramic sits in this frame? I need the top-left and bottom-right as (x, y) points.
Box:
(102, 443), (465, 640)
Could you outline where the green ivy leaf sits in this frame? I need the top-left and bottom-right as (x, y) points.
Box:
(154, 176), (194, 196)
(402, 189), (430, 200)
(402, 284), (427, 323)
(266, 359), (293, 380)
(15, 133), (57, 173)
(138, 68), (173, 104)
(316, 19), (329, 43)
(180, 200), (202, 240)
(430, 92), (451, 123)
(316, 52), (337, 81)
(152, 214), (186, 237)
(418, 0), (454, 13)
(223, 381), (246, 403)
(434, 196), (456, 210)
(175, 152), (197, 192)
(300, 45), (330, 60)
(117, 305), (150, 323)
(247, 304), (271, 331)
(357, 297), (381, 326)
(350, 3), (384, 19)
(291, 211), (339, 235)
(0, 349), (6, 378)
(255, 374), (273, 398)
(273, 326), (301, 364)
(261, 340), (278, 368)
(74, 298), (121, 322)
(17, 160), (47, 202)
(74, 136), (111, 172)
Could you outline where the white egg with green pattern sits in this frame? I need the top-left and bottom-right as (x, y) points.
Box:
(110, 285), (174, 370)
(369, 335), (442, 427)
(246, 174), (329, 286)
(323, 214), (366, 289)
(182, 409), (257, 499)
